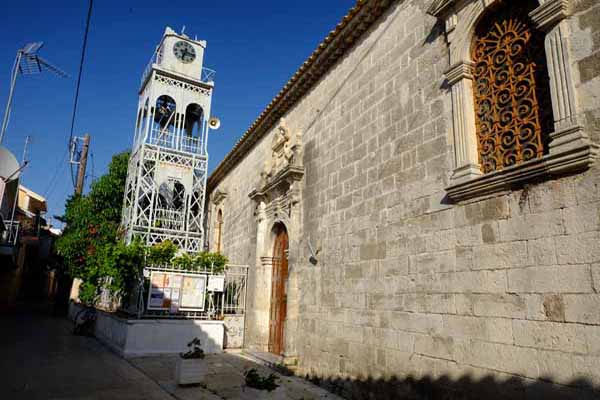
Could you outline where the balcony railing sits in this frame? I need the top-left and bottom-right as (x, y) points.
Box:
(153, 208), (185, 232)
(140, 49), (216, 89)
(0, 220), (19, 246)
(148, 128), (203, 155)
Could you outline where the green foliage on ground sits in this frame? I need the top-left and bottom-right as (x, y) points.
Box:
(244, 368), (279, 391)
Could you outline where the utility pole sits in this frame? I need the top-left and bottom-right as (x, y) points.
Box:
(75, 133), (90, 195)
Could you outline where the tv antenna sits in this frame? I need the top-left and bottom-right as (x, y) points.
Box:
(0, 42), (68, 144)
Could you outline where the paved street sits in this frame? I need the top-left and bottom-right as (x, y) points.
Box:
(130, 353), (342, 400)
(0, 310), (173, 400)
(0, 309), (340, 400)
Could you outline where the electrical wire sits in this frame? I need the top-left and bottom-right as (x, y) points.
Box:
(44, 148), (69, 199)
(44, 147), (68, 196)
(68, 0), (94, 189)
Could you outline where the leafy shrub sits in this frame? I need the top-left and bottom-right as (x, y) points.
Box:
(172, 252), (195, 270)
(244, 368), (279, 391)
(55, 152), (131, 306)
(146, 240), (177, 266)
(180, 337), (205, 359)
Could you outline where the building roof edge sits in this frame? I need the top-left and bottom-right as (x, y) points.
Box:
(207, 0), (395, 193)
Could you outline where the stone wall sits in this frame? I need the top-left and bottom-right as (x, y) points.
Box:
(207, 0), (600, 397)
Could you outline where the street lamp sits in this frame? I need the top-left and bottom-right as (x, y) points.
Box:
(0, 42), (68, 144)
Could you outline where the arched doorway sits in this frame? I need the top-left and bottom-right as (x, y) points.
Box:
(269, 223), (288, 355)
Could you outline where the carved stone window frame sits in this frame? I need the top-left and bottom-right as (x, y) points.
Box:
(429, 0), (598, 201)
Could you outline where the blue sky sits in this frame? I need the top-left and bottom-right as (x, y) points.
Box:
(0, 0), (354, 224)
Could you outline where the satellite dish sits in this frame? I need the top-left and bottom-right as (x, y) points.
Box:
(0, 146), (20, 181)
(208, 117), (221, 130)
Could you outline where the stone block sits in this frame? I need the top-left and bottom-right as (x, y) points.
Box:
(401, 293), (456, 314)
(526, 180), (577, 212)
(562, 204), (600, 234)
(455, 246), (473, 271)
(471, 293), (527, 319)
(555, 232), (600, 265)
(408, 250), (455, 274)
(524, 294), (547, 321)
(389, 311), (443, 335)
(527, 237), (558, 266)
(537, 349), (574, 385)
(360, 241), (387, 261)
(445, 270), (508, 293)
(563, 294), (600, 325)
(512, 320), (587, 353)
(455, 340), (539, 379)
(542, 294), (566, 322)
(442, 315), (513, 344)
(471, 241), (528, 270)
(584, 325), (600, 356)
(507, 265), (593, 293)
(416, 136), (446, 163)
(572, 355), (600, 386)
(593, 263), (600, 293)
(414, 335), (455, 360)
(498, 210), (564, 241)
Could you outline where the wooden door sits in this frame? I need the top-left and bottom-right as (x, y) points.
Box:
(269, 226), (288, 355)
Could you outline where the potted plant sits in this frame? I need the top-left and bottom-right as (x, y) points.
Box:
(175, 337), (207, 385)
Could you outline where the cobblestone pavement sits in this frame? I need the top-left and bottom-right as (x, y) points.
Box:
(129, 352), (343, 400)
(0, 310), (173, 400)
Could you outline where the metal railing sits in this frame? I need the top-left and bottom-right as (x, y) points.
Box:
(0, 220), (19, 246)
(153, 208), (185, 231)
(140, 49), (216, 89)
(147, 127), (202, 154)
(130, 264), (248, 320)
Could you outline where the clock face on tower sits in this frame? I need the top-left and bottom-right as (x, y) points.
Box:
(173, 40), (196, 64)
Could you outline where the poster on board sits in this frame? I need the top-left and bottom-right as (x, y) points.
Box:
(147, 271), (207, 311)
(207, 275), (225, 292)
(180, 275), (207, 310)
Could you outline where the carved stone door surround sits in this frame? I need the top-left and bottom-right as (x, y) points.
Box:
(248, 118), (304, 357)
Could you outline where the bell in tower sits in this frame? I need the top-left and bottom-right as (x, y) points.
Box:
(121, 27), (216, 252)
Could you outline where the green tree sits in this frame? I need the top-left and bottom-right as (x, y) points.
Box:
(56, 151), (142, 304)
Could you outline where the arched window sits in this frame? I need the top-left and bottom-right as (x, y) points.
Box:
(184, 103), (203, 138)
(472, 0), (552, 173)
(215, 209), (223, 253)
(432, 0), (597, 201)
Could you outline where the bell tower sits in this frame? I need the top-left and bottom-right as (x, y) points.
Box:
(122, 27), (216, 252)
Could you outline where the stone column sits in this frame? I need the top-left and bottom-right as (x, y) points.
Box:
(530, 0), (599, 172)
(248, 200), (272, 352)
(446, 62), (482, 184)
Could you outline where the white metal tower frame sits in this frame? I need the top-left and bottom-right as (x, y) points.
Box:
(122, 28), (214, 253)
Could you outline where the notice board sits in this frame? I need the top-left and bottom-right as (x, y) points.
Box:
(148, 271), (207, 311)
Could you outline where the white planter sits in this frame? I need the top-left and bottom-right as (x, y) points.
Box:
(175, 358), (209, 385)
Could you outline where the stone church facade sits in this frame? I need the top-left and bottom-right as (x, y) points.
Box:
(206, 0), (600, 397)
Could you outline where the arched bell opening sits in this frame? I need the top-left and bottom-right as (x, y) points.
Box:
(150, 95), (177, 148)
(183, 103), (204, 153)
(184, 103), (204, 137)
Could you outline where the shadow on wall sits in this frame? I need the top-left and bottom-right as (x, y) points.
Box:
(306, 373), (600, 400)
